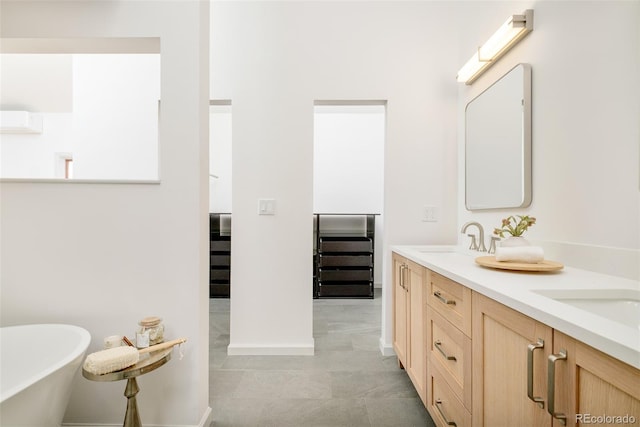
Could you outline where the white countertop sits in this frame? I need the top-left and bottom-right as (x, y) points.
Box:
(391, 245), (640, 369)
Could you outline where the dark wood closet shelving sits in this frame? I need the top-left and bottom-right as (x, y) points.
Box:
(314, 214), (377, 299)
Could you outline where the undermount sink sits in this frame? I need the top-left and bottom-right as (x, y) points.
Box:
(410, 246), (473, 255)
(410, 246), (458, 253)
(533, 288), (640, 330)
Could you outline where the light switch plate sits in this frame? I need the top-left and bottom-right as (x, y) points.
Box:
(422, 205), (438, 222)
(258, 199), (276, 215)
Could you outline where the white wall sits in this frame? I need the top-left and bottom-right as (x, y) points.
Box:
(209, 103), (232, 213)
(313, 104), (384, 214)
(456, 1), (640, 280)
(0, 112), (74, 178)
(0, 53), (73, 112)
(211, 1), (460, 355)
(72, 54), (160, 180)
(0, 1), (210, 426)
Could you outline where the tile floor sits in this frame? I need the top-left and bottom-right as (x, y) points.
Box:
(209, 289), (436, 426)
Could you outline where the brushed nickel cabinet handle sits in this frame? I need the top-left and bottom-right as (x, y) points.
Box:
(434, 340), (457, 361)
(435, 399), (457, 426)
(402, 264), (408, 291)
(527, 338), (545, 408)
(434, 291), (456, 305)
(547, 349), (568, 426)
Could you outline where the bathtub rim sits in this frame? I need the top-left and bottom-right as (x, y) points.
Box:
(0, 323), (91, 403)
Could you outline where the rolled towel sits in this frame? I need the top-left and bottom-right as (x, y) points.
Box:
(494, 246), (544, 263)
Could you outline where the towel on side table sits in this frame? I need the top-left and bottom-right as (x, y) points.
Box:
(495, 246), (544, 263)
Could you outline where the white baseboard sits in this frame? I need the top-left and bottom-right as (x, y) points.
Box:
(378, 337), (395, 357)
(63, 407), (212, 427)
(198, 407), (212, 427)
(198, 406), (213, 427)
(227, 341), (315, 356)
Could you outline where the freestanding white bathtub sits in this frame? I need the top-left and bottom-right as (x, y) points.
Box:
(0, 324), (91, 426)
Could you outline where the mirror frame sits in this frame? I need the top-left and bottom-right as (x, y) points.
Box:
(464, 63), (532, 210)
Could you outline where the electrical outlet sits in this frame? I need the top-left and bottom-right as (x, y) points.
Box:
(422, 205), (438, 222)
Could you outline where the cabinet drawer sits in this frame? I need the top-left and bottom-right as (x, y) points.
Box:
(210, 268), (230, 281)
(317, 282), (373, 298)
(427, 309), (472, 410)
(427, 270), (472, 337)
(318, 254), (372, 267)
(319, 236), (372, 253)
(210, 240), (231, 252)
(210, 283), (230, 298)
(210, 255), (231, 266)
(318, 268), (372, 282)
(428, 363), (472, 427)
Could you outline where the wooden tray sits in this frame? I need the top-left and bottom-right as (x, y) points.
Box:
(475, 256), (564, 272)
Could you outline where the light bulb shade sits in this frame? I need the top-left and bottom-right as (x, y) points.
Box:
(456, 55), (486, 84)
(457, 9), (533, 85)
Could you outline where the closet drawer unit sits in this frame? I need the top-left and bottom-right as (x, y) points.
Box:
(317, 282), (373, 298)
(313, 214), (376, 299)
(427, 308), (472, 410)
(318, 268), (372, 282)
(427, 362), (471, 427)
(210, 239), (231, 252)
(318, 236), (372, 253)
(209, 213), (231, 298)
(318, 254), (372, 267)
(428, 271), (472, 336)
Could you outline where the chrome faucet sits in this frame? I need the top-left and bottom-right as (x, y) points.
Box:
(461, 221), (487, 252)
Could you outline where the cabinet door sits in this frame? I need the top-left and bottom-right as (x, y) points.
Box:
(550, 331), (640, 427)
(472, 292), (553, 427)
(392, 254), (408, 367)
(406, 259), (426, 404)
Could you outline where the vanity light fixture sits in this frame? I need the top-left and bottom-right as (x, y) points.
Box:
(457, 9), (533, 85)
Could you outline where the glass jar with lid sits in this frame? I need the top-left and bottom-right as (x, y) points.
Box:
(137, 316), (164, 346)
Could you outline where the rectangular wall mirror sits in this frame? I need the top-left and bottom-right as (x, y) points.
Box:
(465, 63), (532, 210)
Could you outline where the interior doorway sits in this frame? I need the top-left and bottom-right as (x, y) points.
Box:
(209, 100), (232, 298)
(312, 101), (386, 300)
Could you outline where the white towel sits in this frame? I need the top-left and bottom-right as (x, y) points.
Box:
(495, 246), (544, 263)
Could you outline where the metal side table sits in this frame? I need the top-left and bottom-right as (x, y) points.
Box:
(83, 347), (173, 427)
